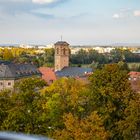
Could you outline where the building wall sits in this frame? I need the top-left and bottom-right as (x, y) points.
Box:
(55, 55), (69, 71)
(0, 80), (15, 90)
(55, 44), (70, 71)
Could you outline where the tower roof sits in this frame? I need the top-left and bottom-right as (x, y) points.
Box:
(54, 41), (69, 46)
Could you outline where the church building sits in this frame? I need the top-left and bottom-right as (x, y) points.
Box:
(0, 61), (41, 90)
(54, 41), (92, 78)
(54, 41), (70, 71)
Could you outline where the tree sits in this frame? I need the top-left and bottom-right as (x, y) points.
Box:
(42, 78), (109, 139)
(117, 93), (140, 140)
(89, 64), (137, 139)
(0, 77), (48, 135)
(0, 64), (139, 139)
(123, 49), (134, 62)
(14, 77), (46, 93)
(70, 49), (109, 65)
(70, 49), (87, 64)
(41, 78), (89, 129)
(54, 112), (108, 140)
(42, 77), (104, 136)
(0, 90), (13, 127)
(110, 49), (124, 62)
(118, 61), (130, 72)
(137, 66), (140, 72)
(2, 49), (14, 61)
(44, 48), (54, 64)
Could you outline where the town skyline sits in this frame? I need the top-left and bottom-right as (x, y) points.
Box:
(0, 0), (140, 45)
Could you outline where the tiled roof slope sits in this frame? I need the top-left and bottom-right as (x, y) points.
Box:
(129, 71), (140, 78)
(0, 62), (41, 80)
(0, 60), (11, 65)
(39, 67), (57, 85)
(55, 67), (93, 78)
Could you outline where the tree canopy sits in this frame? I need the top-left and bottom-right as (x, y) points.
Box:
(0, 64), (139, 139)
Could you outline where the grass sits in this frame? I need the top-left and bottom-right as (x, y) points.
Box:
(127, 62), (140, 71)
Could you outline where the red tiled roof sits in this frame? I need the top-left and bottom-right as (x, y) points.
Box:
(129, 71), (140, 75)
(129, 71), (140, 78)
(39, 67), (57, 85)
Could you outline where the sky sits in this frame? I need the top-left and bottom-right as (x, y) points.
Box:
(0, 0), (140, 45)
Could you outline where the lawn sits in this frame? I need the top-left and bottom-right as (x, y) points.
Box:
(127, 63), (140, 70)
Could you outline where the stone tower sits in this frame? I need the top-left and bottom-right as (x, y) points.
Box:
(54, 41), (70, 71)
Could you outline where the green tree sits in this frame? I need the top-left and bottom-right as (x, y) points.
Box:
(0, 90), (13, 127)
(110, 49), (124, 62)
(42, 78), (109, 139)
(44, 48), (54, 64)
(118, 61), (130, 72)
(0, 77), (48, 135)
(2, 49), (14, 61)
(54, 112), (108, 140)
(89, 64), (136, 139)
(42, 78), (89, 129)
(123, 49), (134, 62)
(136, 65), (140, 72)
(15, 77), (46, 93)
(117, 93), (140, 140)
(70, 49), (109, 65)
(0, 65), (139, 139)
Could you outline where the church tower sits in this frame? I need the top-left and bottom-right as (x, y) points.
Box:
(54, 41), (70, 71)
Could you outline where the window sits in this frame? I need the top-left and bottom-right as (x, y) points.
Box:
(63, 48), (66, 55)
(0, 82), (3, 86)
(8, 82), (11, 86)
(57, 48), (59, 54)
(49, 80), (53, 83)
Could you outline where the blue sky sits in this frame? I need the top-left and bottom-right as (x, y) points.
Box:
(0, 0), (140, 45)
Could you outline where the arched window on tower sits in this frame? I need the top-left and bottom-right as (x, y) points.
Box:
(57, 48), (59, 54)
(63, 48), (66, 55)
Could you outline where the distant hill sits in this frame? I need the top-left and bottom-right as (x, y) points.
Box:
(0, 43), (140, 48)
(0, 44), (19, 47)
(110, 43), (140, 47)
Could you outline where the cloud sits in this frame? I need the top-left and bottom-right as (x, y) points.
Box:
(0, 0), (69, 20)
(0, 0), (29, 3)
(112, 13), (125, 19)
(112, 14), (121, 19)
(32, 0), (58, 4)
(134, 10), (140, 17)
(113, 9), (140, 19)
(31, 12), (55, 19)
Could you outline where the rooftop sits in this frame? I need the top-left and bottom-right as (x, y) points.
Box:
(56, 67), (92, 78)
(39, 67), (57, 85)
(54, 41), (69, 46)
(0, 62), (41, 80)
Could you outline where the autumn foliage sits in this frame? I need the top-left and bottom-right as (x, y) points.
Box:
(0, 64), (139, 140)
